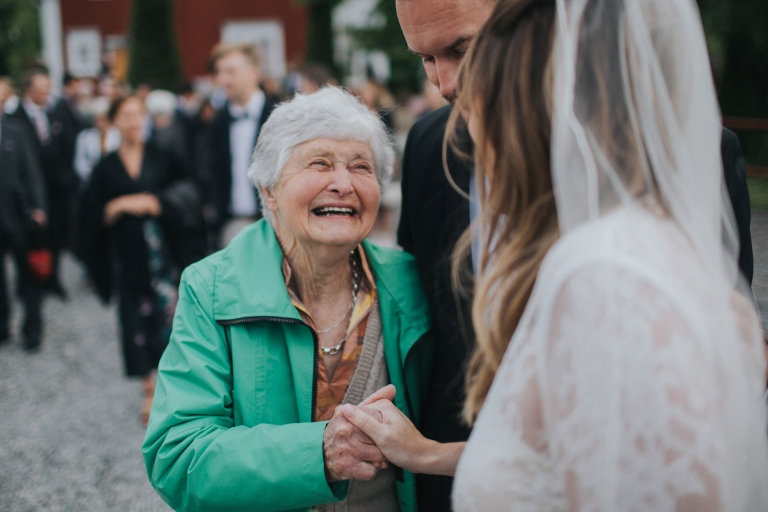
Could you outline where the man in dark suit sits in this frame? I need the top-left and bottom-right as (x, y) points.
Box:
(394, 1), (496, 509)
(722, 127), (753, 284)
(394, 1), (755, 510)
(208, 44), (276, 248)
(0, 90), (48, 350)
(51, 73), (87, 166)
(398, 104), (474, 512)
(10, 68), (80, 298)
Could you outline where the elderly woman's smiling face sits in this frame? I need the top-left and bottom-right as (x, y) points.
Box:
(262, 137), (381, 250)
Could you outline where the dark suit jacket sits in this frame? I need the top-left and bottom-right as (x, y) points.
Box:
(10, 102), (80, 249)
(9, 102), (78, 190)
(397, 105), (473, 512)
(51, 95), (87, 168)
(209, 96), (276, 225)
(721, 127), (753, 284)
(0, 116), (47, 239)
(78, 142), (205, 303)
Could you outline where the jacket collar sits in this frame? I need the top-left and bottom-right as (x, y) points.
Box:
(212, 220), (299, 322)
(211, 220), (431, 339)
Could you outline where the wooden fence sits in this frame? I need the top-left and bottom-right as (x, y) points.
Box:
(722, 116), (768, 178)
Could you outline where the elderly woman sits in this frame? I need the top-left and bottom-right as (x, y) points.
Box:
(142, 87), (432, 512)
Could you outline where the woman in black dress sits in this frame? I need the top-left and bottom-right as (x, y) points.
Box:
(80, 96), (204, 424)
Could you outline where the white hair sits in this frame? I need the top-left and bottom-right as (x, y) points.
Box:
(145, 89), (177, 117)
(248, 86), (395, 225)
(84, 96), (111, 117)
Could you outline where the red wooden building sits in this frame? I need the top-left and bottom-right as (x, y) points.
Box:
(60, 0), (307, 82)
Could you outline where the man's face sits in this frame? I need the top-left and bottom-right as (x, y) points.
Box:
(27, 74), (51, 106)
(397, 0), (495, 102)
(215, 51), (260, 105)
(65, 79), (80, 97)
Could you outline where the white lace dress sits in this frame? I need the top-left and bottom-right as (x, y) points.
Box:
(452, 206), (768, 512)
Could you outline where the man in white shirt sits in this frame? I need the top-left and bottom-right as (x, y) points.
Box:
(208, 44), (276, 248)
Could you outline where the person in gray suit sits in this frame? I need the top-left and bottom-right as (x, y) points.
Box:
(0, 85), (48, 350)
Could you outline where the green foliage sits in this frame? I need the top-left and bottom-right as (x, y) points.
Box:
(0, 0), (41, 81)
(296, 0), (344, 79)
(350, 0), (423, 95)
(697, 0), (768, 168)
(747, 177), (768, 210)
(127, 0), (182, 90)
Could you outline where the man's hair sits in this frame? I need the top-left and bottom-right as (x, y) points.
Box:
(300, 63), (332, 88)
(20, 67), (49, 91)
(63, 72), (77, 87)
(210, 43), (260, 69)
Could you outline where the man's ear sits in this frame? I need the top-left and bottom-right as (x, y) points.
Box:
(261, 186), (278, 212)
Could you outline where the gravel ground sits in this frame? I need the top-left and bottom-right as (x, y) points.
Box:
(0, 211), (767, 511)
(751, 210), (768, 334)
(0, 255), (170, 512)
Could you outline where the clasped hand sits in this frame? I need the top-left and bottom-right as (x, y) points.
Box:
(323, 384), (430, 482)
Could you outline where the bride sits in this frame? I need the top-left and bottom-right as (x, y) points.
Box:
(342, 0), (768, 509)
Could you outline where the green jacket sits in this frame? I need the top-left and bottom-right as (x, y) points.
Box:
(142, 220), (433, 512)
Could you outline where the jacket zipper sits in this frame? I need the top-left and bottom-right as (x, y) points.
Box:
(217, 316), (320, 422)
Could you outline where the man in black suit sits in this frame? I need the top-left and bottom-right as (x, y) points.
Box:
(208, 44), (276, 248)
(51, 73), (87, 164)
(722, 127), (754, 284)
(394, 1), (755, 510)
(395, 1), (496, 509)
(10, 68), (80, 298)
(0, 87), (48, 350)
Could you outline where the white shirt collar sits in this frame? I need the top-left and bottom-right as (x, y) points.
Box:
(22, 96), (46, 117)
(228, 89), (265, 121)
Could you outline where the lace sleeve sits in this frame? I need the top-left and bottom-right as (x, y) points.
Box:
(541, 264), (756, 512)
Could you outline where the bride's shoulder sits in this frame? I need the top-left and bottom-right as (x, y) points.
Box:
(541, 205), (691, 281)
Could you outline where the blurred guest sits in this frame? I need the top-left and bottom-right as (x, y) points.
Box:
(260, 76), (283, 101)
(358, 80), (396, 133)
(175, 81), (199, 120)
(1, 76), (19, 114)
(0, 83), (48, 350)
(52, 73), (88, 155)
(135, 82), (155, 102)
(10, 68), (80, 299)
(145, 89), (188, 166)
(174, 81), (199, 159)
(299, 63), (334, 94)
(97, 74), (121, 101)
(191, 99), (218, 251)
(418, 78), (447, 119)
(209, 43), (276, 247)
(79, 96), (205, 424)
(283, 59), (303, 97)
(73, 96), (120, 184)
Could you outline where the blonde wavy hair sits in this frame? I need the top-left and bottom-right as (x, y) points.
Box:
(447, 0), (558, 425)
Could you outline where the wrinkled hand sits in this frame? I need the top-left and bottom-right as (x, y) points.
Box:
(323, 404), (387, 482)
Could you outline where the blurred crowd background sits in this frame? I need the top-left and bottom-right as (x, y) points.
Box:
(0, 0), (459, 254)
(0, 0), (766, 205)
